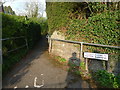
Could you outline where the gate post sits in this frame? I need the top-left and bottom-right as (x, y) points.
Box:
(49, 38), (52, 53)
(80, 42), (83, 60)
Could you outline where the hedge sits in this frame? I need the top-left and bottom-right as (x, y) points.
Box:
(2, 13), (42, 75)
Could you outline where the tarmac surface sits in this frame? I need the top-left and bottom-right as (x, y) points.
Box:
(2, 36), (90, 88)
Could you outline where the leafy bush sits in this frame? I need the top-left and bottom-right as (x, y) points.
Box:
(94, 70), (120, 88)
(2, 13), (41, 48)
(2, 49), (28, 74)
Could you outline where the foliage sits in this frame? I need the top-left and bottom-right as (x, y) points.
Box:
(46, 2), (119, 46)
(80, 61), (85, 69)
(2, 13), (41, 50)
(66, 10), (119, 62)
(94, 70), (120, 88)
(46, 2), (119, 34)
(2, 13), (48, 75)
(88, 2), (119, 14)
(2, 49), (28, 75)
(66, 10), (120, 46)
(88, 2), (108, 14)
(56, 56), (66, 63)
(29, 17), (48, 35)
(46, 2), (120, 88)
(46, 2), (77, 34)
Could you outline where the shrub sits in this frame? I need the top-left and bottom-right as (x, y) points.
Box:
(94, 70), (120, 88)
(2, 13), (47, 75)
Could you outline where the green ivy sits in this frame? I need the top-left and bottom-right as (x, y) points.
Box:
(46, 2), (79, 34)
(46, 2), (120, 88)
(66, 10), (119, 46)
(94, 70), (120, 88)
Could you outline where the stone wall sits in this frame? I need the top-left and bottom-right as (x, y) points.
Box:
(50, 31), (80, 61)
(49, 31), (120, 74)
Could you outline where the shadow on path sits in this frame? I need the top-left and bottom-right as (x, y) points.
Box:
(2, 37), (91, 88)
(65, 52), (90, 88)
(2, 35), (48, 87)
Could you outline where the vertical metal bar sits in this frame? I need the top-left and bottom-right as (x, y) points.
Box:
(25, 38), (29, 50)
(79, 44), (81, 59)
(49, 38), (52, 53)
(51, 40), (52, 53)
(0, 49), (2, 64)
(46, 34), (50, 43)
(85, 58), (88, 72)
(80, 42), (83, 59)
(106, 61), (109, 71)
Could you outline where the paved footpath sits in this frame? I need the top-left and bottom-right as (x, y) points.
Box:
(3, 36), (91, 88)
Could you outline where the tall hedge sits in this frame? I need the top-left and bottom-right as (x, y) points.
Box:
(2, 13), (41, 54)
(2, 13), (42, 74)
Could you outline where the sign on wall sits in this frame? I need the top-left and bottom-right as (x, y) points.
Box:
(84, 52), (108, 61)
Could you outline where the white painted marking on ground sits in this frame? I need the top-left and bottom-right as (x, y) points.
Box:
(14, 86), (17, 89)
(25, 85), (29, 88)
(34, 76), (44, 88)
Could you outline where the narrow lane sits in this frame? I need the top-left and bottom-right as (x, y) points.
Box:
(3, 36), (90, 88)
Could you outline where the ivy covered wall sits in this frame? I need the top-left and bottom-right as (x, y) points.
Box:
(46, 2), (120, 73)
(46, 2), (119, 46)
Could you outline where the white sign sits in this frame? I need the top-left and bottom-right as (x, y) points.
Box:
(84, 52), (108, 61)
(84, 52), (95, 58)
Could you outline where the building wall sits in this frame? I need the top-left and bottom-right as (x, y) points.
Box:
(0, 4), (4, 13)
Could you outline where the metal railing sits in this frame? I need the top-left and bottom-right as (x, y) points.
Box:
(47, 35), (120, 71)
(1, 36), (25, 41)
(48, 38), (120, 49)
(47, 35), (120, 58)
(1, 36), (28, 54)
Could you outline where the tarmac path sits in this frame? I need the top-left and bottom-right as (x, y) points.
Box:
(2, 36), (90, 88)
